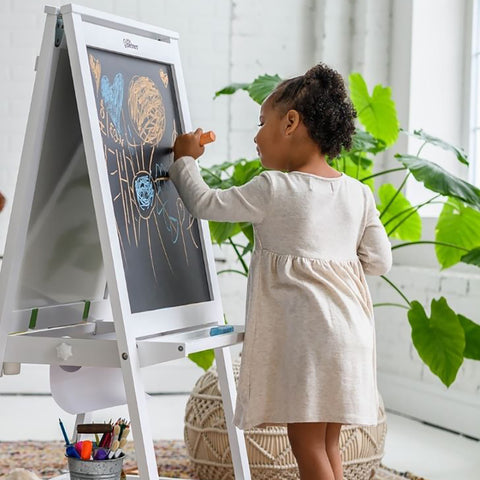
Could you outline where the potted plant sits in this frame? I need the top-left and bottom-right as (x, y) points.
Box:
(187, 71), (480, 390)
(186, 71), (480, 480)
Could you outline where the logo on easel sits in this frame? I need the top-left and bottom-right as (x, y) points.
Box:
(123, 38), (139, 50)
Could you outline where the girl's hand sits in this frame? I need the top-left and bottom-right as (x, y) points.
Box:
(173, 128), (205, 161)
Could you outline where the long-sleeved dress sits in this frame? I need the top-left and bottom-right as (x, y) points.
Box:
(169, 156), (392, 429)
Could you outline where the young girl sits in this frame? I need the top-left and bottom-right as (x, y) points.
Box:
(170, 63), (392, 480)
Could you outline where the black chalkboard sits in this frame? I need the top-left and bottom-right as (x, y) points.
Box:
(87, 47), (211, 313)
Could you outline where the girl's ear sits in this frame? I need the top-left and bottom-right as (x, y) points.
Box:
(284, 109), (301, 136)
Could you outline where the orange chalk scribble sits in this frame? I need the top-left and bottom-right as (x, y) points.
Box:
(128, 76), (166, 145)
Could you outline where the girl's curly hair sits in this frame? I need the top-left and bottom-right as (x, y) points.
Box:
(270, 63), (356, 158)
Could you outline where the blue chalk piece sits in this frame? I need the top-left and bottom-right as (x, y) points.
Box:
(210, 325), (234, 336)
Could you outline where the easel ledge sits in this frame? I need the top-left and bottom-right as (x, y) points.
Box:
(4, 322), (245, 367)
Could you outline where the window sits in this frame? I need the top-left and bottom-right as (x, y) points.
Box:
(470, 0), (480, 186)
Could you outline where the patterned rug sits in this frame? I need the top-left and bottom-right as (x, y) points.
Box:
(0, 440), (428, 479)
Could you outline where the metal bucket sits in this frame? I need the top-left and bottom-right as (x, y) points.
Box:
(67, 455), (125, 480)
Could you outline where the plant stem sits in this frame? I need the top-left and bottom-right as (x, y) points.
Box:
(228, 237), (249, 275)
(359, 167), (407, 182)
(230, 241), (247, 249)
(386, 195), (443, 236)
(380, 275), (412, 307)
(383, 194), (442, 228)
(373, 302), (410, 310)
(391, 241), (470, 252)
(417, 141), (427, 157)
(379, 172), (411, 219)
(378, 142), (424, 221)
(217, 269), (248, 277)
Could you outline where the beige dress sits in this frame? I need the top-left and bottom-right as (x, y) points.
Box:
(170, 156), (392, 429)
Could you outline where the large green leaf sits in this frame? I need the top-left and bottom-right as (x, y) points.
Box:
(240, 223), (254, 244)
(188, 350), (215, 371)
(396, 155), (480, 211)
(351, 129), (387, 154)
(407, 129), (469, 166)
(215, 74), (282, 105)
(458, 315), (480, 361)
(348, 73), (399, 146)
(200, 160), (237, 189)
(214, 83), (250, 99)
(232, 159), (264, 186)
(461, 246), (480, 267)
(341, 152), (373, 170)
(435, 198), (480, 269)
(247, 74), (282, 104)
(209, 221), (242, 244)
(377, 184), (421, 240)
(408, 298), (465, 387)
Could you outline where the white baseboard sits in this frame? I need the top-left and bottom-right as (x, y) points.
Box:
(378, 371), (480, 439)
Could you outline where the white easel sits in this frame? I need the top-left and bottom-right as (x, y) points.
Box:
(0, 4), (251, 479)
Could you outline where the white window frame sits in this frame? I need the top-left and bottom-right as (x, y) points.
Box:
(468, 0), (480, 186)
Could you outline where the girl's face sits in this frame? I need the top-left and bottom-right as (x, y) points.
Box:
(254, 97), (288, 170)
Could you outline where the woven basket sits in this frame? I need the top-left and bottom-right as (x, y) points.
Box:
(184, 357), (387, 480)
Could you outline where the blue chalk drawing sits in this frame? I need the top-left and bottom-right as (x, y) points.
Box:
(101, 73), (124, 135)
(156, 202), (180, 244)
(134, 173), (155, 216)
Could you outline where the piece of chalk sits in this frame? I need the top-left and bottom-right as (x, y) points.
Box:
(209, 325), (234, 336)
(200, 131), (216, 146)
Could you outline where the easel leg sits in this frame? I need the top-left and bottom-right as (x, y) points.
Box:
(120, 356), (159, 480)
(214, 347), (251, 480)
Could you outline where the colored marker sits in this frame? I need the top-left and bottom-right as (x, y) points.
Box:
(75, 441), (83, 456)
(94, 448), (109, 460)
(209, 325), (234, 336)
(59, 418), (70, 445)
(66, 445), (81, 459)
(80, 440), (93, 460)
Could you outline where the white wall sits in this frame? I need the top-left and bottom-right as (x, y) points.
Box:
(228, 0), (315, 161)
(406, 0), (470, 216)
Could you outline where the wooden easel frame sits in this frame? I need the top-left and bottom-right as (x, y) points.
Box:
(0, 4), (251, 479)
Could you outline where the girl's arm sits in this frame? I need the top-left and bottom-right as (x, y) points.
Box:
(357, 186), (392, 275)
(169, 156), (273, 224)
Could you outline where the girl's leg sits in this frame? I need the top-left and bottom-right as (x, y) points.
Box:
(325, 423), (343, 480)
(287, 422), (334, 480)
